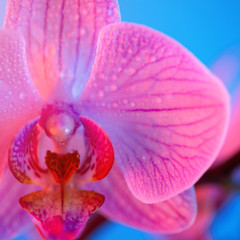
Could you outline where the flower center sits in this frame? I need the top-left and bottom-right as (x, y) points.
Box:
(45, 150), (80, 184)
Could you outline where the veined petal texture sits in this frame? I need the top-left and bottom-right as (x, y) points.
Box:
(80, 23), (230, 203)
(4, 0), (120, 101)
(86, 163), (196, 233)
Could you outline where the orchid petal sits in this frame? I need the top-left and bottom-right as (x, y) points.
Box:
(0, 166), (40, 239)
(166, 184), (226, 240)
(0, 30), (42, 178)
(20, 188), (104, 240)
(80, 23), (230, 203)
(8, 118), (52, 187)
(85, 163), (196, 233)
(211, 45), (240, 163)
(4, 0), (120, 101)
(74, 116), (114, 184)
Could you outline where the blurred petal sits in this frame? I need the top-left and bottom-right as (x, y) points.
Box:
(166, 184), (226, 240)
(4, 0), (120, 101)
(217, 90), (240, 163)
(20, 189), (104, 240)
(80, 23), (230, 203)
(211, 45), (240, 163)
(0, 166), (40, 239)
(0, 30), (42, 178)
(85, 163), (197, 233)
(9, 118), (52, 187)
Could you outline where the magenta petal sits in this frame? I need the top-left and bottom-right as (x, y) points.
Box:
(4, 0), (120, 101)
(80, 23), (230, 203)
(20, 188), (104, 240)
(167, 184), (226, 240)
(0, 30), (42, 178)
(0, 166), (40, 239)
(74, 116), (114, 184)
(85, 163), (196, 233)
(9, 118), (52, 187)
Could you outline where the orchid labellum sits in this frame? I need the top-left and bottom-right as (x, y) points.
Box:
(0, 0), (229, 239)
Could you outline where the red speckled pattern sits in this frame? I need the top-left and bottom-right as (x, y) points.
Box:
(20, 188), (104, 240)
(8, 118), (51, 186)
(0, 30), (42, 180)
(75, 116), (114, 183)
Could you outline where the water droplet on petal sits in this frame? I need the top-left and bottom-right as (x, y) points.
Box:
(105, 84), (117, 92)
(97, 90), (104, 98)
(154, 96), (162, 103)
(149, 56), (156, 62)
(129, 102), (135, 107)
(129, 68), (136, 75)
(112, 102), (118, 108)
(19, 92), (26, 100)
(135, 56), (141, 62)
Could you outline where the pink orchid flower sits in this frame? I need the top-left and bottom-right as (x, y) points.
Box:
(0, 0), (229, 239)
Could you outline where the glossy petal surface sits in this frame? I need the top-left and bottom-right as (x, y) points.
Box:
(0, 30), (42, 178)
(4, 0), (120, 101)
(0, 167), (39, 239)
(20, 189), (104, 240)
(85, 163), (196, 233)
(80, 23), (230, 203)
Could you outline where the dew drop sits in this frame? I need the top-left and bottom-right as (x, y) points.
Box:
(110, 74), (117, 81)
(60, 68), (73, 80)
(80, 28), (86, 36)
(149, 56), (156, 62)
(105, 84), (117, 92)
(135, 56), (141, 62)
(97, 73), (105, 80)
(154, 96), (162, 103)
(129, 68), (136, 75)
(112, 102), (118, 108)
(97, 90), (104, 98)
(129, 102), (135, 107)
(19, 92), (26, 100)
